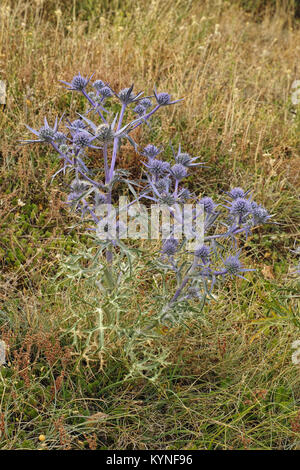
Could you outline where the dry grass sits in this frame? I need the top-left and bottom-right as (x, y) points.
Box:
(0, 0), (299, 450)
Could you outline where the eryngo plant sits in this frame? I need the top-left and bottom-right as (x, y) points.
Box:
(22, 73), (182, 264)
(22, 72), (272, 328)
(139, 145), (272, 323)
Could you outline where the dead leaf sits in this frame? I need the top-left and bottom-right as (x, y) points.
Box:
(261, 265), (275, 280)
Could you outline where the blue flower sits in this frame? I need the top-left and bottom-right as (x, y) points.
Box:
(60, 72), (94, 91)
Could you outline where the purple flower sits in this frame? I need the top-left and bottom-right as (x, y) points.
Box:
(170, 163), (187, 181)
(154, 87), (183, 106)
(100, 86), (113, 98)
(162, 238), (179, 256)
(69, 119), (86, 130)
(229, 197), (252, 217)
(222, 252), (254, 279)
(172, 143), (204, 168)
(93, 80), (105, 91)
(22, 117), (59, 144)
(251, 205), (271, 225)
(194, 245), (210, 264)
(60, 72), (93, 91)
(115, 84), (143, 104)
(145, 159), (170, 177)
(199, 196), (216, 214)
(73, 130), (92, 147)
(155, 177), (171, 192)
(54, 131), (67, 143)
(142, 144), (162, 159)
(134, 104), (147, 116)
(227, 187), (246, 199)
(139, 98), (152, 109)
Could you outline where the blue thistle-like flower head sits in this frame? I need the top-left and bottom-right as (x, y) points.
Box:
(134, 104), (146, 116)
(199, 196), (216, 214)
(38, 125), (56, 142)
(156, 92), (171, 105)
(155, 177), (171, 193)
(230, 197), (252, 217)
(178, 188), (191, 202)
(70, 73), (88, 91)
(94, 192), (107, 206)
(93, 80), (105, 91)
(70, 119), (86, 130)
(251, 205), (270, 225)
(60, 72), (94, 92)
(223, 254), (242, 276)
(170, 163), (187, 181)
(70, 178), (89, 194)
(153, 87), (183, 106)
(228, 187), (245, 199)
(73, 130), (91, 147)
(116, 84), (143, 104)
(194, 244), (210, 264)
(162, 238), (179, 256)
(100, 86), (113, 98)
(142, 144), (161, 159)
(175, 152), (191, 166)
(139, 98), (152, 109)
(54, 131), (67, 144)
(146, 159), (170, 177)
(96, 123), (115, 143)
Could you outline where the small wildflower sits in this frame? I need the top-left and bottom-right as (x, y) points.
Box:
(162, 238), (178, 256)
(229, 197), (252, 217)
(154, 87), (183, 106)
(142, 144), (161, 159)
(194, 245), (210, 264)
(73, 130), (91, 147)
(60, 72), (93, 91)
(100, 86), (113, 98)
(199, 196), (216, 214)
(170, 163), (187, 181)
(93, 80), (105, 91)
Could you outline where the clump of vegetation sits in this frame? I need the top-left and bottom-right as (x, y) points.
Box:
(0, 0), (299, 450)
